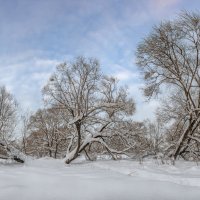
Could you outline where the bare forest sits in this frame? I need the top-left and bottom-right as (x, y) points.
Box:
(1, 12), (200, 166)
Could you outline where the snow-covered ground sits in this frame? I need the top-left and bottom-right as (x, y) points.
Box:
(1, 158), (200, 200)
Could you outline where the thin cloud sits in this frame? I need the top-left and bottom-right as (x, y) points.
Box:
(0, 53), (61, 110)
(0, 0), (196, 121)
(151, 0), (180, 10)
(148, 0), (180, 18)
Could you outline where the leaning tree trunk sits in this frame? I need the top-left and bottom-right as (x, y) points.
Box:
(173, 118), (199, 160)
(65, 122), (81, 164)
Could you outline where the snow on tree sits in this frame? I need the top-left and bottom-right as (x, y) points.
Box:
(136, 11), (200, 161)
(43, 57), (136, 164)
(0, 86), (24, 163)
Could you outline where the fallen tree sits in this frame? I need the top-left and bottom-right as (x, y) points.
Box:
(0, 142), (24, 163)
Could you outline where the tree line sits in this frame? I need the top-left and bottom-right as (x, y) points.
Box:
(0, 11), (200, 164)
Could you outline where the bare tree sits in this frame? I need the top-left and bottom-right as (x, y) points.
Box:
(0, 86), (24, 163)
(143, 119), (164, 157)
(136, 11), (200, 160)
(43, 57), (135, 164)
(27, 108), (68, 158)
(20, 111), (32, 154)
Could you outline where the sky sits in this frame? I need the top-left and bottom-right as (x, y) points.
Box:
(0, 0), (199, 121)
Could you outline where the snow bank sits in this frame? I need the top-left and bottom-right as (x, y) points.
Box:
(94, 160), (200, 187)
(0, 158), (200, 200)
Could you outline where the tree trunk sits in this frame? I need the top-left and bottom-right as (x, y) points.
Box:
(173, 119), (197, 159)
(65, 122), (81, 164)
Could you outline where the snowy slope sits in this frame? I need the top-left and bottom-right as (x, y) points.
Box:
(0, 158), (200, 200)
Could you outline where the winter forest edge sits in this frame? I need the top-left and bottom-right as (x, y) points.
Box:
(1, 12), (200, 166)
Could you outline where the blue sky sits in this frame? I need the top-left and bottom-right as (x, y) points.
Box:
(0, 0), (199, 121)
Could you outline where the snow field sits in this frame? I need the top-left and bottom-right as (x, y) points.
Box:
(0, 158), (200, 200)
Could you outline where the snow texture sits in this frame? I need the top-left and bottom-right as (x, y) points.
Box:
(0, 158), (200, 200)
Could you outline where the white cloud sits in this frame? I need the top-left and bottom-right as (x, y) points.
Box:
(0, 52), (61, 111)
(0, 0), (181, 120)
(133, 100), (160, 121)
(109, 63), (140, 81)
(128, 83), (160, 121)
(148, 0), (180, 18)
(114, 70), (138, 81)
(34, 59), (60, 68)
(151, 0), (180, 10)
